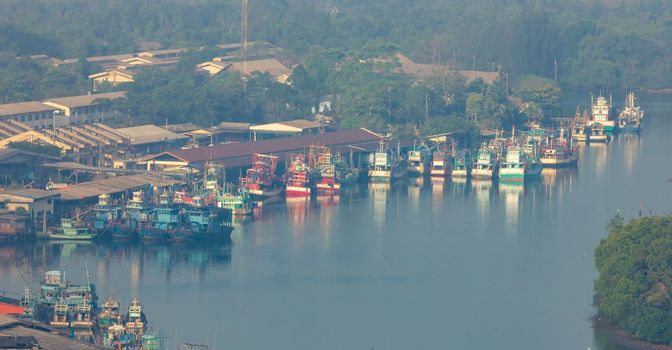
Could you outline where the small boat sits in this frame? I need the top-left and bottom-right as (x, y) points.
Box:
(471, 142), (498, 179)
(98, 297), (123, 330)
(369, 140), (408, 182)
(451, 150), (472, 178)
(285, 153), (312, 197)
(587, 123), (610, 143)
(126, 297), (147, 335)
(430, 148), (452, 177)
(311, 145), (341, 194)
(588, 94), (617, 133)
(240, 154), (284, 198)
(48, 218), (95, 240)
(499, 131), (542, 182)
(50, 299), (69, 328)
(540, 133), (578, 167)
(407, 142), (430, 177)
(618, 92), (644, 132)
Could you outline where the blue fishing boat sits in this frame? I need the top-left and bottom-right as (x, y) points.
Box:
(91, 194), (133, 241)
(140, 192), (178, 242)
(125, 190), (151, 233)
(451, 149), (472, 178)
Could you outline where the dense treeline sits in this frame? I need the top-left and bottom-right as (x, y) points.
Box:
(594, 214), (672, 344)
(1, 0), (671, 90)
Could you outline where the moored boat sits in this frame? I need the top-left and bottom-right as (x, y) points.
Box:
(587, 123), (610, 143)
(311, 145), (341, 194)
(48, 218), (95, 240)
(126, 297), (147, 335)
(91, 194), (133, 241)
(430, 147), (452, 177)
(240, 154), (283, 198)
(451, 149), (471, 178)
(499, 139), (542, 182)
(540, 133), (578, 167)
(285, 153), (312, 197)
(588, 94), (617, 133)
(471, 142), (498, 179)
(407, 142), (430, 177)
(618, 92), (644, 132)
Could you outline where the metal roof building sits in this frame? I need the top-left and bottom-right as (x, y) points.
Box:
(141, 128), (383, 170)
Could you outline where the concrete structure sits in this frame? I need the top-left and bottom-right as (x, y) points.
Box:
(249, 119), (323, 140)
(0, 102), (59, 129)
(43, 92), (126, 126)
(0, 189), (60, 219)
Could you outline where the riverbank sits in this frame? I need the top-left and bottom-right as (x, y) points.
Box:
(593, 316), (672, 350)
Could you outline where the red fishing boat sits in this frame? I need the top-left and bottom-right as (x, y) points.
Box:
(240, 154), (283, 198)
(310, 145), (340, 194)
(286, 153), (312, 197)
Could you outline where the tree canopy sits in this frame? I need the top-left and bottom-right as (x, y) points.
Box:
(595, 214), (672, 344)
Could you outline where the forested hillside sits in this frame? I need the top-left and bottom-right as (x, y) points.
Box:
(1, 0), (671, 89)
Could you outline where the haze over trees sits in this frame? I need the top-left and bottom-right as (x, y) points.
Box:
(0, 0), (669, 136)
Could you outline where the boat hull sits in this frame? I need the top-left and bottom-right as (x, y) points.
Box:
(248, 186), (283, 199)
(451, 169), (470, 178)
(316, 182), (341, 194)
(588, 135), (610, 143)
(619, 123), (641, 133)
(285, 185), (311, 197)
(369, 170), (391, 183)
(540, 156), (578, 168)
(471, 169), (496, 179)
(47, 234), (95, 240)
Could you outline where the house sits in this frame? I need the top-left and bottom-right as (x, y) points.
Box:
(249, 119), (323, 140)
(0, 214), (29, 240)
(0, 102), (59, 129)
(0, 189), (60, 219)
(43, 92), (126, 126)
(89, 68), (138, 90)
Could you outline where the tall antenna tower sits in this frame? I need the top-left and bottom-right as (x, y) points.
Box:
(240, 0), (248, 88)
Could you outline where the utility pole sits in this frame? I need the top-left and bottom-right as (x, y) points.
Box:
(425, 93), (429, 131)
(554, 58), (558, 82)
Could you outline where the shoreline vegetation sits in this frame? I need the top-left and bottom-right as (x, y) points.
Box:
(594, 214), (672, 348)
(593, 316), (672, 350)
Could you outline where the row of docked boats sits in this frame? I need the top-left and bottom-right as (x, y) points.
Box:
(19, 270), (158, 349)
(571, 92), (644, 142)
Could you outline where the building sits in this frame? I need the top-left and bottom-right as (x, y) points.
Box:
(197, 58), (292, 83)
(0, 102), (59, 129)
(249, 119), (323, 140)
(0, 314), (101, 350)
(140, 128), (383, 172)
(0, 214), (29, 240)
(0, 189), (60, 219)
(116, 124), (189, 155)
(394, 53), (500, 85)
(43, 92), (126, 126)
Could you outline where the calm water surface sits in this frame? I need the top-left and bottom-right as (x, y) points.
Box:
(2, 93), (672, 350)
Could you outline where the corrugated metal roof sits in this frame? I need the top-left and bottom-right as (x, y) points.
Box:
(249, 119), (321, 133)
(56, 174), (181, 201)
(43, 92), (126, 109)
(116, 125), (189, 145)
(0, 324), (103, 350)
(0, 189), (60, 200)
(0, 102), (57, 117)
(147, 128), (382, 168)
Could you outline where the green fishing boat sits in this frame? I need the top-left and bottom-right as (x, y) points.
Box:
(48, 218), (96, 240)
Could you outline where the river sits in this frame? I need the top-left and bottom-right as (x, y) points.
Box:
(1, 92), (672, 350)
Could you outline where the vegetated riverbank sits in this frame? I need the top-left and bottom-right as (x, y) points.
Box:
(593, 316), (672, 350)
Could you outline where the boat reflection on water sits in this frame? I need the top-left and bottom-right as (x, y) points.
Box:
(369, 182), (390, 229)
(471, 180), (494, 221)
(450, 177), (470, 198)
(285, 196), (311, 226)
(619, 133), (643, 178)
(499, 182), (524, 240)
(588, 142), (609, 182)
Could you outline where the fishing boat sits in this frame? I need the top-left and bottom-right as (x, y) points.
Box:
(499, 133), (542, 182)
(588, 94), (617, 132)
(48, 218), (95, 240)
(125, 190), (151, 233)
(451, 149), (472, 178)
(140, 193), (177, 242)
(240, 154), (283, 198)
(71, 299), (94, 329)
(471, 142), (498, 179)
(368, 140), (408, 182)
(19, 287), (34, 319)
(311, 145), (341, 194)
(407, 143), (430, 177)
(216, 189), (253, 216)
(588, 123), (610, 143)
(126, 298), (146, 335)
(50, 299), (69, 328)
(540, 133), (578, 167)
(98, 297), (122, 330)
(180, 197), (234, 241)
(618, 92), (644, 132)
(91, 194), (133, 240)
(430, 147), (452, 178)
(285, 153), (312, 196)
